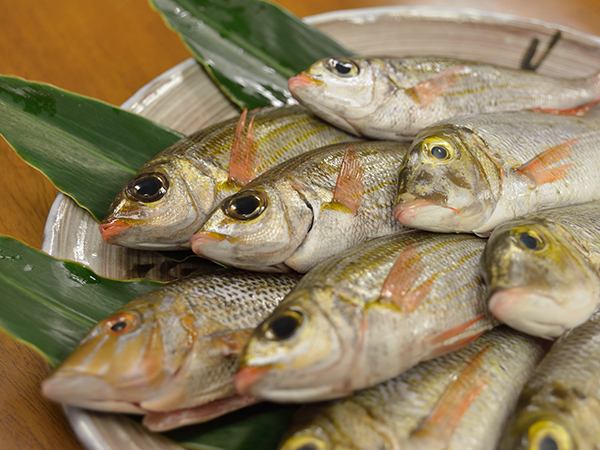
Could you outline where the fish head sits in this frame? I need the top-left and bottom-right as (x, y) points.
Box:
(394, 125), (501, 233)
(482, 218), (600, 339)
(190, 181), (314, 272)
(41, 295), (196, 413)
(233, 287), (361, 402)
(100, 157), (216, 250)
(289, 57), (388, 135)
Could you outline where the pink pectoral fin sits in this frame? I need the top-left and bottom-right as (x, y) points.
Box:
(326, 144), (365, 215)
(228, 110), (263, 186)
(531, 97), (600, 117)
(515, 138), (578, 186)
(407, 64), (469, 107)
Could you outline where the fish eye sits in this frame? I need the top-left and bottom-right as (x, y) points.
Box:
(103, 313), (138, 335)
(517, 231), (545, 251)
(223, 190), (267, 221)
(325, 57), (359, 77)
(422, 137), (454, 163)
(527, 421), (572, 450)
(264, 309), (305, 341)
(282, 435), (328, 450)
(126, 172), (169, 203)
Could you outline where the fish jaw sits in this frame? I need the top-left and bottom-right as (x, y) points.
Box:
(99, 219), (132, 244)
(393, 199), (461, 232)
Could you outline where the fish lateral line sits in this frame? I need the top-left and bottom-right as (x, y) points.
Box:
(514, 138), (578, 187)
(324, 144), (365, 215)
(379, 243), (433, 312)
(228, 109), (263, 186)
(410, 344), (491, 443)
(406, 64), (469, 107)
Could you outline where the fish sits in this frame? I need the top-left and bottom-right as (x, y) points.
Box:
(481, 201), (600, 339)
(498, 309), (600, 450)
(233, 231), (498, 403)
(99, 105), (359, 250)
(279, 326), (549, 450)
(288, 56), (600, 141)
(190, 141), (410, 273)
(41, 269), (302, 431)
(393, 111), (600, 235)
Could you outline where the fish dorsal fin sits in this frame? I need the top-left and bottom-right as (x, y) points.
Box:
(379, 242), (433, 312)
(210, 328), (255, 357)
(515, 138), (577, 187)
(407, 64), (469, 107)
(409, 344), (491, 445)
(324, 144), (365, 215)
(531, 97), (600, 116)
(228, 110), (263, 186)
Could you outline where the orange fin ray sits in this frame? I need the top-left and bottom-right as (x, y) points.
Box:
(515, 138), (578, 186)
(531, 97), (600, 116)
(425, 314), (488, 350)
(228, 110), (263, 186)
(326, 144), (365, 215)
(410, 345), (491, 444)
(380, 243), (433, 312)
(407, 64), (469, 107)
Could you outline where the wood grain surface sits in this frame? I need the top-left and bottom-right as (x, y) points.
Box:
(1, 0), (599, 448)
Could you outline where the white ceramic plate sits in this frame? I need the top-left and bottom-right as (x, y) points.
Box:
(42, 6), (600, 449)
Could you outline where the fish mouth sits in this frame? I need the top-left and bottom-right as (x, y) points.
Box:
(190, 231), (227, 257)
(99, 219), (132, 243)
(233, 365), (271, 397)
(393, 199), (459, 231)
(488, 288), (567, 338)
(288, 74), (321, 91)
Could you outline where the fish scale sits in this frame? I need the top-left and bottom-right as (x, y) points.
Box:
(279, 326), (549, 450)
(234, 231), (499, 403)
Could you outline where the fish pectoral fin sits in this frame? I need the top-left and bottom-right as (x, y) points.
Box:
(212, 328), (256, 357)
(142, 395), (261, 431)
(323, 144), (364, 215)
(531, 96), (600, 116)
(410, 344), (491, 444)
(228, 110), (263, 186)
(406, 64), (469, 107)
(514, 138), (578, 186)
(424, 315), (488, 359)
(379, 243), (433, 312)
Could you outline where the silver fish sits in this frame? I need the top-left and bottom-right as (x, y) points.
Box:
(394, 111), (600, 235)
(482, 201), (600, 339)
(279, 326), (549, 450)
(41, 269), (301, 431)
(190, 141), (409, 273)
(289, 56), (600, 140)
(233, 231), (497, 403)
(100, 105), (359, 250)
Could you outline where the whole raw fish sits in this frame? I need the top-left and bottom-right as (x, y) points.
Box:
(279, 326), (549, 450)
(394, 111), (600, 235)
(288, 56), (600, 141)
(41, 269), (301, 431)
(498, 309), (600, 450)
(233, 231), (497, 403)
(190, 141), (410, 273)
(481, 201), (600, 339)
(100, 105), (359, 250)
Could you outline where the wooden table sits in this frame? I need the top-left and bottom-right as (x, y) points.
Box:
(1, 0), (599, 448)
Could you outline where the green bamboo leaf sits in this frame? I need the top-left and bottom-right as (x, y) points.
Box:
(0, 234), (296, 449)
(0, 76), (183, 221)
(149, 0), (355, 109)
(0, 235), (162, 365)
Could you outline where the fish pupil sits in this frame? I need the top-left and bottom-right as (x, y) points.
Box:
(539, 436), (559, 450)
(110, 321), (127, 332)
(334, 60), (352, 74)
(128, 173), (168, 203)
(225, 190), (267, 220)
(269, 315), (300, 340)
(431, 146), (448, 160)
(233, 196), (260, 216)
(519, 232), (539, 250)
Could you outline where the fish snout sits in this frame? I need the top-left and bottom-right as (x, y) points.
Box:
(288, 74), (320, 93)
(99, 219), (132, 244)
(393, 199), (458, 228)
(233, 365), (270, 397)
(190, 231), (227, 257)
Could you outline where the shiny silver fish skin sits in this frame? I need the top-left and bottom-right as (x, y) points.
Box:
(394, 111), (600, 235)
(41, 269), (301, 431)
(288, 56), (600, 141)
(498, 309), (600, 450)
(234, 231), (498, 403)
(482, 201), (600, 339)
(100, 105), (359, 250)
(279, 326), (549, 450)
(191, 141), (410, 273)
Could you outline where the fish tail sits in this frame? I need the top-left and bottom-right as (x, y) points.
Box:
(515, 138), (577, 186)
